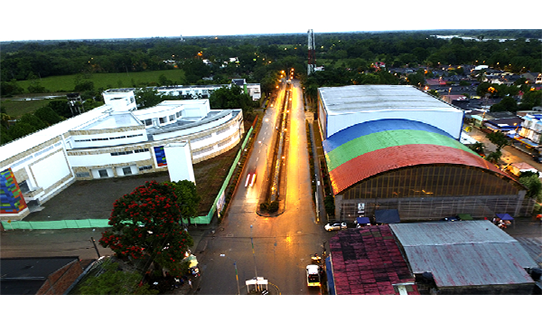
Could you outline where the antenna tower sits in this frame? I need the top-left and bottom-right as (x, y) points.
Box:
(307, 29), (316, 75)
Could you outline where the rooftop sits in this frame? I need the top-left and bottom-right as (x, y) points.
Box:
(0, 256), (81, 295)
(319, 85), (457, 114)
(329, 225), (419, 295)
(389, 221), (537, 288)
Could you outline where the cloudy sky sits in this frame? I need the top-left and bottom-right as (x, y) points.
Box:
(2, 0), (541, 41)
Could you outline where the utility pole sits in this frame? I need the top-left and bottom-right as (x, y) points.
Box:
(90, 237), (101, 258)
(308, 29), (316, 75)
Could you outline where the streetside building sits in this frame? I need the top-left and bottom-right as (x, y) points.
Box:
(318, 85), (529, 221)
(0, 89), (244, 221)
(327, 225), (419, 295)
(389, 221), (539, 295)
(154, 79), (261, 101)
(317, 85), (464, 140)
(0, 256), (86, 295)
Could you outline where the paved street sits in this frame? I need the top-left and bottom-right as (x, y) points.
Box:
(196, 80), (328, 295)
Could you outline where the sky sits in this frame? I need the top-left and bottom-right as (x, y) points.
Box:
(2, 0), (541, 42)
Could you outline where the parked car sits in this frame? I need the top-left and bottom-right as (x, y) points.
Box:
(441, 216), (461, 222)
(324, 221), (347, 231)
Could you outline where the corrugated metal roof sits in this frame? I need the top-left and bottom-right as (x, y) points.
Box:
(325, 126), (474, 172)
(322, 118), (452, 152)
(319, 85), (457, 114)
(389, 221), (537, 288)
(323, 120), (515, 195)
(328, 144), (510, 195)
(329, 225), (419, 295)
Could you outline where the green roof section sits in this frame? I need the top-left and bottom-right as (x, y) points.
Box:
(325, 129), (477, 171)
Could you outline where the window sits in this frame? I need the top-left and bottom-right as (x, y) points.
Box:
(122, 167), (132, 175)
(169, 115), (175, 121)
(76, 172), (91, 178)
(18, 180), (31, 194)
(138, 165), (153, 171)
(144, 119), (152, 126)
(159, 117), (167, 124)
(98, 169), (108, 178)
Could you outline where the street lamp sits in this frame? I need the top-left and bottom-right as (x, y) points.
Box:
(220, 254), (240, 295)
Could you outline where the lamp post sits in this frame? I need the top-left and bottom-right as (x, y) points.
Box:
(220, 254), (240, 295)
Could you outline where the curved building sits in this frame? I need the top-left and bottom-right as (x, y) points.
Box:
(318, 85), (528, 221)
(0, 89), (244, 220)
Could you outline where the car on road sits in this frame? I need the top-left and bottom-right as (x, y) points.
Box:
(245, 169), (257, 187)
(324, 221), (347, 231)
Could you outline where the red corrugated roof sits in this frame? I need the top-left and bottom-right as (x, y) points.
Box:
(329, 225), (418, 295)
(329, 144), (513, 194)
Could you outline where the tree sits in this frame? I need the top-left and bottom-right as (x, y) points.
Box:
(166, 180), (200, 224)
(34, 106), (63, 125)
(209, 84), (253, 111)
(519, 171), (542, 200)
(78, 260), (158, 295)
(99, 181), (194, 277)
(485, 150), (502, 163)
(467, 141), (485, 155)
(135, 88), (163, 109)
(486, 131), (509, 151)
(490, 96), (518, 112)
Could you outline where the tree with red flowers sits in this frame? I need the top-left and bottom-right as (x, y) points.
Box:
(99, 180), (194, 276)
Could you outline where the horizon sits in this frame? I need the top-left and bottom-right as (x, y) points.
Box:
(2, 0), (541, 42)
(2, 28), (541, 44)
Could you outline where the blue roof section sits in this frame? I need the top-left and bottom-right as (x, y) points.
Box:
(322, 119), (453, 152)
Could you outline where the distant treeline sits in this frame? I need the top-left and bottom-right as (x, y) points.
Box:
(1, 30), (540, 95)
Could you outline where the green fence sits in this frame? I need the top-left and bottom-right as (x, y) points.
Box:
(1, 125), (254, 231)
(1, 219), (110, 230)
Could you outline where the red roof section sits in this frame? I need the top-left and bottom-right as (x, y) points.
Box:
(330, 144), (512, 195)
(329, 225), (419, 295)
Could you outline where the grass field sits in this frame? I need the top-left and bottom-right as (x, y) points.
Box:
(2, 70), (188, 118)
(1, 99), (52, 118)
(15, 69), (187, 93)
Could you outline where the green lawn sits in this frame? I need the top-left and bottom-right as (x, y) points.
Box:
(15, 69), (187, 93)
(2, 70), (188, 118)
(2, 99), (52, 118)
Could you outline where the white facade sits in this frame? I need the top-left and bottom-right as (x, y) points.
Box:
(0, 89), (244, 220)
(318, 85), (464, 140)
(155, 82), (261, 101)
(164, 142), (195, 184)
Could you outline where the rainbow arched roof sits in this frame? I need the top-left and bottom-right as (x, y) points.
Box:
(323, 119), (513, 195)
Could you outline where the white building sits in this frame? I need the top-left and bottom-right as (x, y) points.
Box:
(317, 85), (464, 140)
(0, 89), (244, 221)
(155, 80), (261, 101)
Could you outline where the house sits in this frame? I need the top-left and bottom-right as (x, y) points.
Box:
(0, 256), (88, 295)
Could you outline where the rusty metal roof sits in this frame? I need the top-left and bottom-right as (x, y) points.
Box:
(329, 225), (419, 295)
(389, 221), (537, 288)
(323, 119), (514, 194)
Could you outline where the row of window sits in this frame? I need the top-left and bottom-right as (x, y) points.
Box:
(74, 134), (143, 142)
(143, 112), (182, 126)
(110, 148), (149, 156)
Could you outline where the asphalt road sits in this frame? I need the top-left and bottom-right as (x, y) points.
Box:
(0, 228), (113, 260)
(196, 80), (329, 295)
